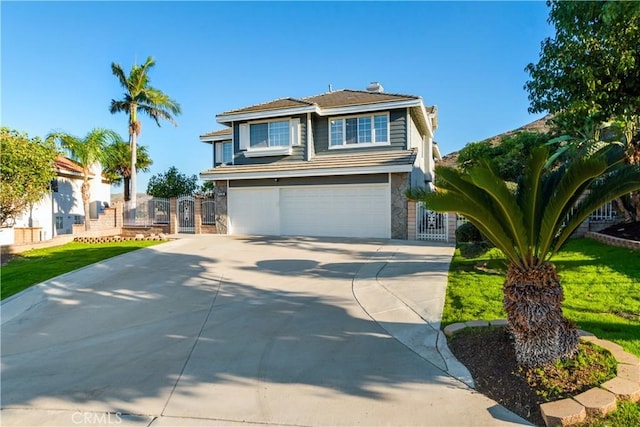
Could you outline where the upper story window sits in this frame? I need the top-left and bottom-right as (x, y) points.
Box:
(250, 121), (289, 148)
(215, 141), (233, 165)
(239, 118), (300, 157)
(329, 113), (389, 148)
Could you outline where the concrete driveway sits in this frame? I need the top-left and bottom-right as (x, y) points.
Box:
(1, 236), (529, 426)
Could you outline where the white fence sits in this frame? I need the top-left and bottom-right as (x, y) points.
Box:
(123, 198), (170, 227)
(416, 202), (449, 241)
(589, 201), (617, 222)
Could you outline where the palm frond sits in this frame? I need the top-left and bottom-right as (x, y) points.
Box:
(517, 146), (548, 259)
(412, 167), (524, 267)
(468, 161), (530, 265)
(537, 155), (609, 258)
(551, 164), (640, 257)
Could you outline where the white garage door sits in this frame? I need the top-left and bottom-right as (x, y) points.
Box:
(227, 184), (390, 238)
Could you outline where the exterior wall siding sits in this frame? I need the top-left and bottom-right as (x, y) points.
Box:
(232, 114), (307, 165)
(313, 109), (408, 155)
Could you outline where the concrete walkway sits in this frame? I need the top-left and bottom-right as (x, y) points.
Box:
(1, 235), (530, 426)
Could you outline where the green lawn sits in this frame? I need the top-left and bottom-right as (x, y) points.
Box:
(1, 240), (165, 300)
(442, 238), (640, 356)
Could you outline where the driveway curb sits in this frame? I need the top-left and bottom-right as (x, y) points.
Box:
(351, 240), (475, 387)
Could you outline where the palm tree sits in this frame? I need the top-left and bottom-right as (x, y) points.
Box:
(109, 56), (181, 209)
(103, 138), (153, 202)
(49, 129), (118, 231)
(410, 144), (640, 367)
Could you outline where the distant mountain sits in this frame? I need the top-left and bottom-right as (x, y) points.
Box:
(111, 193), (151, 204)
(439, 114), (553, 168)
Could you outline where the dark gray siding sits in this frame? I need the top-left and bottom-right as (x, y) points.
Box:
(229, 174), (388, 188)
(232, 114), (307, 165)
(313, 109), (407, 155)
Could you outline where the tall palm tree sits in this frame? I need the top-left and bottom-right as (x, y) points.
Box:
(410, 144), (640, 367)
(103, 138), (153, 202)
(49, 129), (118, 231)
(109, 56), (181, 209)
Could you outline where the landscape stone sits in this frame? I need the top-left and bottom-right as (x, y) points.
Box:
(540, 398), (586, 427)
(573, 388), (617, 417)
(465, 320), (489, 328)
(489, 319), (508, 327)
(443, 322), (466, 337)
(601, 377), (640, 402)
(617, 364), (640, 383)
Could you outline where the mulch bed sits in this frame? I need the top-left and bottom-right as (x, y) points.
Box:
(597, 221), (640, 242)
(448, 327), (547, 426)
(448, 327), (617, 427)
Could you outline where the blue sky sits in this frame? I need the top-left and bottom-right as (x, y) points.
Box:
(2, 1), (553, 193)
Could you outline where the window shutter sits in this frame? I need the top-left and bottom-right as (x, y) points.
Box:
(215, 143), (223, 164)
(239, 124), (250, 150)
(290, 118), (301, 146)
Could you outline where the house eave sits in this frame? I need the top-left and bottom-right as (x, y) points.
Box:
(216, 105), (320, 125)
(200, 164), (413, 181)
(318, 99), (423, 116)
(200, 134), (232, 143)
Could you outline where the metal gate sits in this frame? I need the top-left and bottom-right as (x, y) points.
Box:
(416, 202), (449, 241)
(177, 195), (195, 233)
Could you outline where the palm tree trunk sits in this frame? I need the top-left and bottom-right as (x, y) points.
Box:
(130, 131), (137, 210)
(503, 262), (578, 367)
(614, 197), (633, 223)
(124, 176), (131, 202)
(81, 178), (91, 231)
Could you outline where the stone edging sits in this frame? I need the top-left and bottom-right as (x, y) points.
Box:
(74, 234), (168, 244)
(443, 321), (640, 427)
(587, 231), (640, 250)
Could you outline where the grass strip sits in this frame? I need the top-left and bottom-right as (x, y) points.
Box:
(442, 238), (640, 356)
(1, 240), (164, 300)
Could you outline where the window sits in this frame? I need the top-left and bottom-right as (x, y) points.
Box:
(215, 142), (233, 165)
(329, 113), (389, 147)
(55, 216), (63, 230)
(250, 120), (290, 148)
(239, 118), (300, 156)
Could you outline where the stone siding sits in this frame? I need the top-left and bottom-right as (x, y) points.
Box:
(214, 181), (228, 234)
(390, 173), (409, 239)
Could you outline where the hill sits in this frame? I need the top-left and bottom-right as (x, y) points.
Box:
(439, 114), (553, 168)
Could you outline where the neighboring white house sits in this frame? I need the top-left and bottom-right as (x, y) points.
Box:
(199, 84), (441, 239)
(0, 156), (111, 245)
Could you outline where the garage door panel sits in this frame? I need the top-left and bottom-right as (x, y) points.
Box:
(229, 184), (390, 238)
(280, 185), (390, 238)
(228, 188), (279, 235)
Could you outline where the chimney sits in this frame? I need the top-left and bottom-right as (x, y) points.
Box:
(366, 82), (384, 93)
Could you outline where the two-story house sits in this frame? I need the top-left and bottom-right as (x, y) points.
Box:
(199, 83), (440, 239)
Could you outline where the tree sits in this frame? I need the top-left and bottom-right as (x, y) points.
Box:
(146, 166), (198, 199)
(103, 138), (153, 202)
(457, 132), (551, 182)
(525, 1), (640, 221)
(525, 1), (640, 125)
(0, 128), (57, 228)
(48, 129), (118, 231)
(409, 144), (640, 367)
(109, 56), (181, 209)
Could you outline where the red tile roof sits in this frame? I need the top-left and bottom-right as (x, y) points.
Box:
(54, 155), (88, 176)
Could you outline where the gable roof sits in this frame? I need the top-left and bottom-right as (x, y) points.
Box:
(208, 88), (437, 140)
(302, 90), (419, 109)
